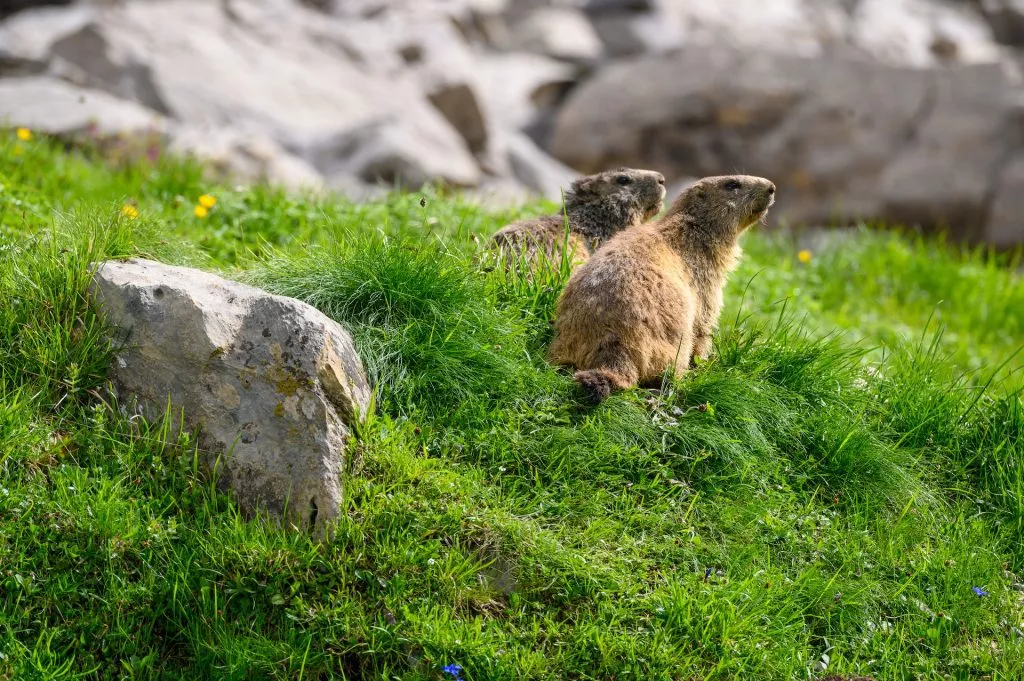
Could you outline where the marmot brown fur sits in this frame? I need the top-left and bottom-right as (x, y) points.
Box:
(547, 174), (776, 403)
(488, 167), (666, 269)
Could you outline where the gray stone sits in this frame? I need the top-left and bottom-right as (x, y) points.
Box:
(168, 125), (326, 192)
(427, 82), (489, 155)
(310, 116), (481, 188)
(48, 21), (170, 114)
(850, 0), (1001, 67)
(90, 258), (371, 536)
(97, 0), (481, 188)
(0, 4), (94, 74)
(979, 0), (1024, 47)
(987, 153), (1024, 248)
(505, 132), (579, 201)
(474, 52), (577, 132)
(549, 47), (1023, 240)
(0, 76), (165, 135)
(879, 64), (1020, 240)
(657, 0), (999, 67)
(510, 8), (603, 63)
(589, 8), (683, 57)
(0, 0), (72, 21)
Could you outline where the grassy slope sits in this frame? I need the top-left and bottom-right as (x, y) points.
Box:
(1, 131), (1023, 680)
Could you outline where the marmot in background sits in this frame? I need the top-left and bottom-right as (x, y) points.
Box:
(548, 175), (776, 404)
(488, 167), (666, 269)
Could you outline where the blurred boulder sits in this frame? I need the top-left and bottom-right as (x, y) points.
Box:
(550, 47), (1023, 243)
(659, 0), (1000, 67)
(879, 63), (1020, 241)
(509, 7), (603, 63)
(88, 1), (480, 188)
(849, 0), (1002, 67)
(427, 82), (489, 155)
(0, 4), (93, 74)
(48, 19), (170, 113)
(307, 115), (481, 189)
(0, 75), (164, 135)
(0, 0), (72, 20)
(473, 51), (577, 132)
(168, 125), (326, 192)
(987, 153), (1024, 247)
(585, 0), (683, 57)
(980, 0), (1024, 46)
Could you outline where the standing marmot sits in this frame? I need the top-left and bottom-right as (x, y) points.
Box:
(488, 168), (666, 269)
(548, 174), (776, 403)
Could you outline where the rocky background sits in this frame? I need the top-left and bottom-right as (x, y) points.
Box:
(3, 0), (1024, 245)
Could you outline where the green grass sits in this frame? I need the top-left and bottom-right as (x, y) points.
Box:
(2, 130), (1024, 680)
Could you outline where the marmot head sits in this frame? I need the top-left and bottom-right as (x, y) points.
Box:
(565, 167), (667, 221)
(673, 174), (776, 243)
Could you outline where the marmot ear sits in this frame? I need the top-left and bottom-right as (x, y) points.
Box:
(572, 177), (594, 193)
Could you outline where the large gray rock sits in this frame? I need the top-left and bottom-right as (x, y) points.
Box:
(0, 76), (164, 135)
(659, 0), (1001, 67)
(587, 0), (684, 58)
(474, 51), (577, 132)
(504, 131), (579, 200)
(979, 0), (1024, 47)
(879, 63), (1021, 240)
(849, 0), (1002, 67)
(374, 8), (492, 156)
(66, 0), (481, 188)
(509, 7), (603, 63)
(47, 18), (170, 114)
(168, 125), (326, 192)
(0, 4), (93, 75)
(0, 0), (72, 21)
(549, 47), (1023, 242)
(988, 153), (1024, 247)
(90, 258), (371, 535)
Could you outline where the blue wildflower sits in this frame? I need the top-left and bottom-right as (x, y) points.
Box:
(972, 586), (989, 597)
(442, 663), (463, 680)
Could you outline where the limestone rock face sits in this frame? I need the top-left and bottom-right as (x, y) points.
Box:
(89, 258), (371, 536)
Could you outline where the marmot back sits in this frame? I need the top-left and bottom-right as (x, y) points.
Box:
(548, 175), (776, 403)
(488, 168), (666, 270)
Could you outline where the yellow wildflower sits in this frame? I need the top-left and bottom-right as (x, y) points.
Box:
(198, 194), (217, 209)
(194, 205), (209, 218)
(121, 204), (139, 219)
(16, 127), (32, 142)
(797, 249), (812, 264)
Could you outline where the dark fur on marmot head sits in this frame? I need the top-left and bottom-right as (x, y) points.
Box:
(487, 167), (666, 270)
(562, 167), (667, 242)
(670, 174), (776, 253)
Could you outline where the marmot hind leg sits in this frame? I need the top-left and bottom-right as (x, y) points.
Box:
(573, 340), (639, 404)
(691, 332), (713, 366)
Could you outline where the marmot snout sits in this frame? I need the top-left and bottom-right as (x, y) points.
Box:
(548, 174), (776, 404)
(488, 167), (666, 270)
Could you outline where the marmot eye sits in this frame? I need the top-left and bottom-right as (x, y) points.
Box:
(616, 175), (631, 186)
(723, 179), (742, 191)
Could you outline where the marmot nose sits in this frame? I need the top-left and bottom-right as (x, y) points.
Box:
(656, 173), (666, 185)
(767, 183), (776, 195)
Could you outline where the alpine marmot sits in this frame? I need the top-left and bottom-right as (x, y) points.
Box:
(489, 167), (666, 269)
(548, 174), (776, 403)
